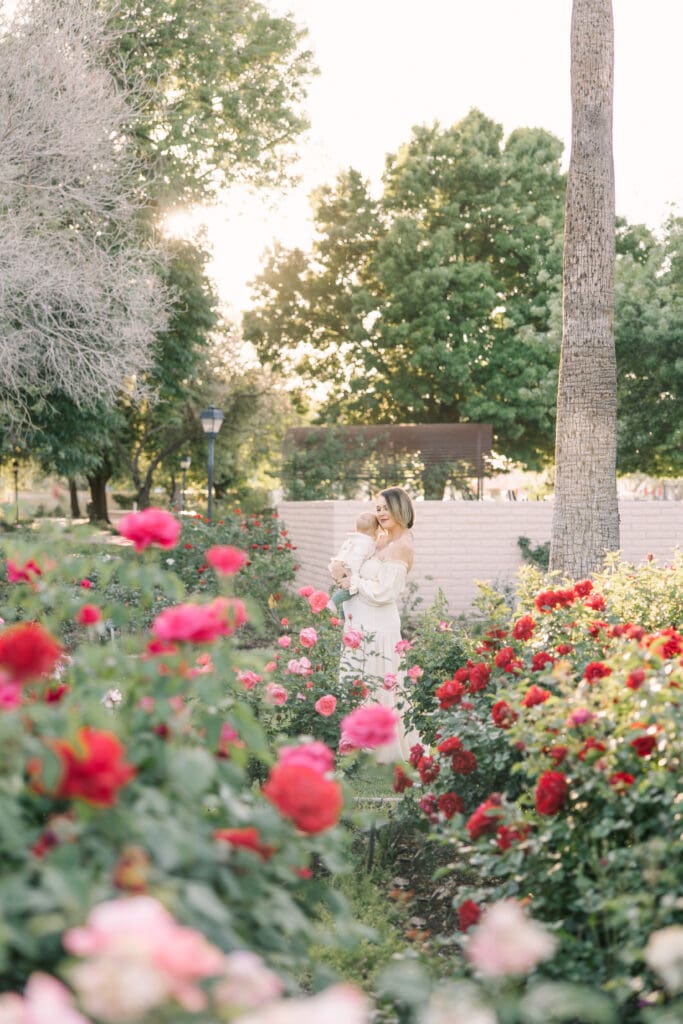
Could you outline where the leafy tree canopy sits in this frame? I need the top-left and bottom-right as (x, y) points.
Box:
(107, 0), (317, 204)
(245, 109), (567, 468)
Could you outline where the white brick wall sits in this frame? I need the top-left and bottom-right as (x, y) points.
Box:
(277, 500), (682, 616)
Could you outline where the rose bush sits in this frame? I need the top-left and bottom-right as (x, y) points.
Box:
(395, 554), (683, 1019)
(0, 517), (362, 995)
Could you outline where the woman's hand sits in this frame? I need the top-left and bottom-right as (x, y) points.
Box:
(330, 559), (348, 583)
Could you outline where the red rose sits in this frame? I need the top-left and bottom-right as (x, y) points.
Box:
(77, 604), (102, 626)
(438, 791), (464, 819)
(393, 765), (413, 793)
(116, 508), (181, 552)
(583, 661), (613, 683)
(408, 743), (425, 767)
(263, 763), (342, 834)
(436, 736), (462, 755)
(466, 794), (503, 839)
(435, 678), (466, 709)
(32, 727), (135, 806)
(531, 651), (554, 673)
(643, 628), (683, 660)
(512, 615), (535, 641)
(547, 744), (568, 766)
(0, 622), (62, 682)
(417, 756), (440, 785)
(609, 772), (635, 790)
(458, 899), (481, 931)
(491, 700), (518, 729)
(573, 579), (594, 597)
(522, 684), (551, 707)
(496, 824), (530, 850)
(626, 669), (646, 690)
(584, 593), (606, 611)
(6, 559), (43, 584)
(577, 737), (607, 762)
(468, 662), (491, 692)
(630, 734), (657, 758)
(556, 642), (573, 655)
(535, 770), (568, 815)
(451, 749), (477, 775)
(213, 826), (275, 860)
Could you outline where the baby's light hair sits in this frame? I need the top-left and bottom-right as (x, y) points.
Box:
(356, 512), (379, 535)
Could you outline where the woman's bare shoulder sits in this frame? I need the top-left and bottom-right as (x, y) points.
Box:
(382, 535), (414, 571)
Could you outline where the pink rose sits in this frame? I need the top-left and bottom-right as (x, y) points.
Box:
(0, 973), (90, 1024)
(395, 639), (413, 654)
(206, 545), (248, 576)
(407, 664), (423, 682)
(265, 683), (288, 706)
(298, 586), (314, 598)
(116, 508), (181, 552)
(277, 634), (292, 649)
(340, 704), (399, 749)
(308, 591), (330, 614)
(383, 673), (398, 690)
(342, 629), (363, 649)
(237, 670), (261, 690)
(299, 627), (318, 649)
(279, 741), (335, 775)
(286, 657), (312, 676)
(566, 706), (595, 727)
(152, 598), (246, 644)
(315, 695), (337, 716)
(0, 681), (22, 710)
(466, 900), (556, 977)
(263, 660), (277, 673)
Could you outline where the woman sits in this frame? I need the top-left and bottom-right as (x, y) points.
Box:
(335, 487), (416, 762)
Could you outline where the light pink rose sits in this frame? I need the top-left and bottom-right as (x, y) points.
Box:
(466, 900), (556, 977)
(383, 673), (398, 691)
(278, 741), (335, 775)
(265, 683), (288, 706)
(236, 983), (369, 1024)
(315, 695), (337, 716)
(337, 735), (356, 756)
(342, 629), (363, 649)
(0, 973), (91, 1024)
(286, 657), (312, 676)
(340, 704), (399, 749)
(407, 664), (423, 683)
(395, 639), (413, 654)
(277, 635), (292, 649)
(212, 951), (284, 1013)
(299, 627), (318, 649)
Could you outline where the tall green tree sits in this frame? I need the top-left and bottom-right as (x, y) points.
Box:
(615, 218), (683, 477)
(550, 0), (619, 576)
(107, 0), (316, 204)
(245, 110), (566, 467)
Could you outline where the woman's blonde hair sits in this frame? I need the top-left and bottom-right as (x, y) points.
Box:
(379, 487), (415, 529)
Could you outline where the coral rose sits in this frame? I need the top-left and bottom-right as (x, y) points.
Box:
(308, 590), (330, 614)
(278, 741), (335, 775)
(263, 763), (342, 833)
(116, 508), (181, 551)
(315, 694), (337, 716)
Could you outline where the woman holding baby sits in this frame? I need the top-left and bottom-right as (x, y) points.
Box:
(331, 486), (416, 761)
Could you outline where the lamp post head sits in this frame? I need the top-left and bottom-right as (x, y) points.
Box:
(179, 454), (192, 471)
(200, 406), (224, 439)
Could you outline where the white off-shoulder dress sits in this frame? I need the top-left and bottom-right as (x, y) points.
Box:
(341, 555), (415, 761)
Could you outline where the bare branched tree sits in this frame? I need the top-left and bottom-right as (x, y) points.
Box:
(0, 0), (167, 421)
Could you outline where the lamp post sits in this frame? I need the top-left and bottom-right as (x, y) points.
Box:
(12, 460), (19, 523)
(179, 454), (191, 512)
(199, 407), (224, 521)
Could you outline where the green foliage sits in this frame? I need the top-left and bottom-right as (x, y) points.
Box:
(108, 0), (317, 204)
(517, 535), (551, 571)
(246, 111), (566, 468)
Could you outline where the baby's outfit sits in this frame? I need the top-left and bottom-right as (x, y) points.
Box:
(328, 532), (376, 610)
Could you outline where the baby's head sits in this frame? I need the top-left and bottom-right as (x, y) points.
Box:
(356, 512), (379, 537)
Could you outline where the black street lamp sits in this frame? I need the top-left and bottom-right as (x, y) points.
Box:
(179, 454), (191, 512)
(12, 460), (19, 523)
(199, 407), (224, 521)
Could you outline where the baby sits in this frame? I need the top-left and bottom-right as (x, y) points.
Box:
(328, 511), (380, 611)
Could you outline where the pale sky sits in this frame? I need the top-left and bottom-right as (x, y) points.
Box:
(178, 0), (683, 313)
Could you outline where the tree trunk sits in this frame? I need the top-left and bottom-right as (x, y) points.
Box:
(87, 463), (112, 523)
(68, 477), (81, 518)
(549, 0), (620, 577)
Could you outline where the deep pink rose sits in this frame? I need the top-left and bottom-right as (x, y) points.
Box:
(315, 694), (337, 716)
(205, 545), (248, 575)
(340, 704), (398, 749)
(116, 508), (181, 552)
(152, 598), (246, 643)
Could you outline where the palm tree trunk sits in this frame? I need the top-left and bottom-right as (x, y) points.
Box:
(550, 0), (620, 577)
